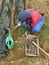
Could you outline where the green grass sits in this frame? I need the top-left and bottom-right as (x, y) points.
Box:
(40, 22), (49, 41)
(17, 27), (25, 35)
(0, 17), (4, 24)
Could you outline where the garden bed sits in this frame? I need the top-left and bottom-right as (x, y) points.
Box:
(14, 0), (25, 26)
(0, 0), (49, 65)
(0, 0), (12, 58)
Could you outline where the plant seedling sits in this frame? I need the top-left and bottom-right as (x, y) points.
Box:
(17, 27), (25, 35)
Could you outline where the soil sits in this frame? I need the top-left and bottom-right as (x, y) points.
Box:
(0, 0), (49, 65)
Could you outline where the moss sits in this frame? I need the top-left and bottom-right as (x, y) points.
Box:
(0, 17), (4, 24)
(17, 27), (25, 35)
